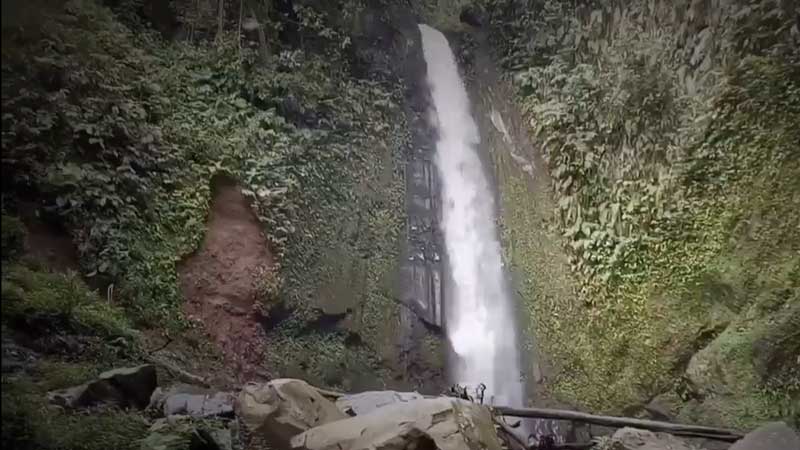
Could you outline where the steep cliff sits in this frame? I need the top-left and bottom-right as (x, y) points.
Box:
(480, 0), (799, 429)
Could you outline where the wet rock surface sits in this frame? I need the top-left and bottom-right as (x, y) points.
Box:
(322, 2), (447, 393)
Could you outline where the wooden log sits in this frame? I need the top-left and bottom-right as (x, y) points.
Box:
(494, 418), (528, 450)
(314, 387), (345, 399)
(493, 406), (743, 442)
(146, 355), (210, 388)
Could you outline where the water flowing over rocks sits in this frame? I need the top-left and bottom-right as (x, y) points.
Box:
(418, 22), (526, 413)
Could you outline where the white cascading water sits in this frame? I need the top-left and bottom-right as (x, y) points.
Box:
(419, 24), (525, 408)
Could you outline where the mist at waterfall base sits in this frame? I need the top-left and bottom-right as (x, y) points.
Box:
(418, 23), (525, 409)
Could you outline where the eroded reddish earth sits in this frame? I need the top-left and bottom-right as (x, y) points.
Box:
(179, 178), (273, 382)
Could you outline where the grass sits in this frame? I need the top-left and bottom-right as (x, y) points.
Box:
(2, 360), (149, 450)
(2, 264), (134, 339)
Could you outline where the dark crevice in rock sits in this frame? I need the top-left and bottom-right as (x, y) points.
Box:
(671, 322), (729, 377)
(256, 300), (294, 331)
(302, 310), (348, 334)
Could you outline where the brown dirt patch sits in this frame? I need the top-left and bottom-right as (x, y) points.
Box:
(179, 177), (274, 382)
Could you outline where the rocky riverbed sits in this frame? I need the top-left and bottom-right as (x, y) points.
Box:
(30, 364), (800, 450)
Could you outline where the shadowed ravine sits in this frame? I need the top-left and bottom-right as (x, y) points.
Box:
(418, 23), (525, 409)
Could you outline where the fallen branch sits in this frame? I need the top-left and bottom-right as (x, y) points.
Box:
(494, 418), (528, 450)
(314, 387), (345, 399)
(148, 335), (174, 355)
(493, 406), (743, 442)
(146, 355), (210, 388)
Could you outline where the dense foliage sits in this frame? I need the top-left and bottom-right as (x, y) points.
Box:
(1, 0), (414, 447)
(2, 0), (406, 340)
(483, 0), (799, 427)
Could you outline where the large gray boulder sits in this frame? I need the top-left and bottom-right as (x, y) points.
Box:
(48, 364), (157, 409)
(335, 390), (424, 416)
(164, 391), (236, 418)
(150, 383), (236, 418)
(291, 397), (503, 450)
(237, 379), (347, 448)
(597, 427), (698, 450)
(729, 422), (800, 450)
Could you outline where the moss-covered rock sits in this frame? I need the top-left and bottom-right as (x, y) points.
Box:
(680, 297), (799, 429)
(752, 302), (800, 389)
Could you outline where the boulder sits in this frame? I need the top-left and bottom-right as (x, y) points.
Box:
(237, 379), (347, 448)
(751, 303), (800, 384)
(97, 365), (158, 408)
(335, 391), (425, 416)
(596, 427), (698, 450)
(728, 422), (800, 450)
(48, 364), (157, 409)
(164, 392), (236, 418)
(291, 397), (503, 450)
(150, 383), (236, 418)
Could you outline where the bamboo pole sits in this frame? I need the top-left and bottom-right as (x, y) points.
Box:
(493, 406), (743, 442)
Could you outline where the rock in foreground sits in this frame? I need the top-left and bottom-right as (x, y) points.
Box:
(291, 397), (503, 450)
(335, 390), (425, 416)
(48, 364), (157, 409)
(237, 379), (347, 448)
(597, 427), (699, 450)
(729, 422), (800, 450)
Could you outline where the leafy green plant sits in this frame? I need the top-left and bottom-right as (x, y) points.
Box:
(2, 0), (413, 383)
(2, 377), (148, 450)
(486, 0), (800, 426)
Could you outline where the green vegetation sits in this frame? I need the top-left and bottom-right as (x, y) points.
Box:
(2, 0), (414, 390)
(2, 265), (134, 338)
(2, 374), (149, 450)
(483, 0), (800, 428)
(1, 215), (27, 259)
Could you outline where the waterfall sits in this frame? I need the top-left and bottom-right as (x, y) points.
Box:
(418, 24), (525, 409)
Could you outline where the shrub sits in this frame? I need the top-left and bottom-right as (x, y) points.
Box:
(1, 265), (133, 338)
